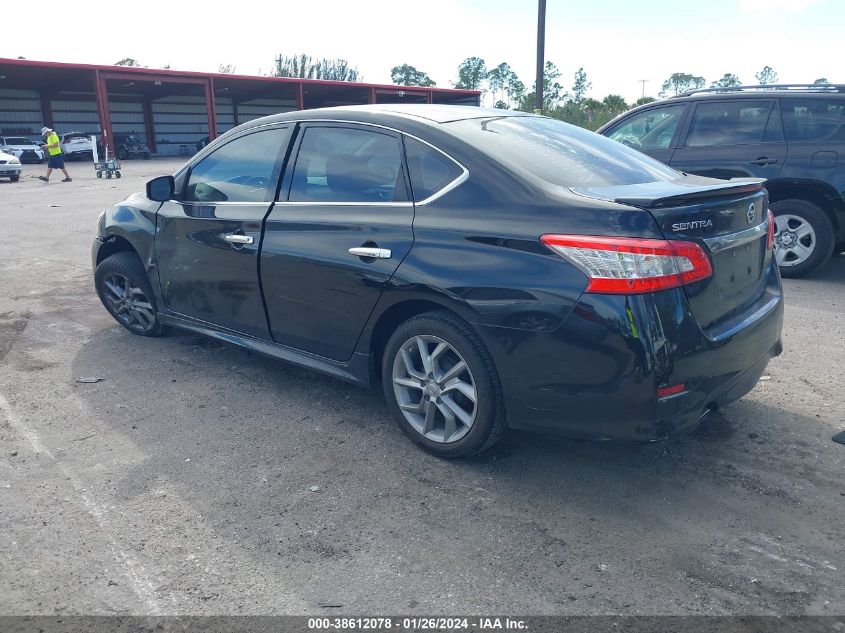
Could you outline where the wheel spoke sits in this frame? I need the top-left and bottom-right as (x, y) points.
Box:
(439, 359), (467, 384)
(394, 376), (423, 390)
(422, 399), (436, 435)
(399, 399), (425, 414)
(775, 246), (788, 265)
(790, 243), (813, 261)
(442, 378), (476, 403)
(437, 401), (457, 442)
(103, 278), (124, 300)
(441, 395), (472, 426)
(133, 307), (154, 328)
(795, 223), (814, 240)
(400, 349), (425, 380)
(416, 337), (433, 375)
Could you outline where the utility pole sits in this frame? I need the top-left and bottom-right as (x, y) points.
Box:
(638, 79), (649, 99)
(534, 0), (546, 113)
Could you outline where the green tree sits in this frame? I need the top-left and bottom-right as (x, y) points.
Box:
(755, 66), (778, 85)
(275, 54), (360, 81)
(635, 96), (657, 106)
(390, 64), (435, 86)
(571, 67), (592, 105)
(711, 73), (741, 89)
(494, 100), (509, 110)
(518, 61), (563, 113)
(218, 64), (236, 74)
(487, 63), (510, 104)
(602, 94), (628, 118)
(660, 73), (705, 97)
(454, 57), (487, 90)
(813, 77), (829, 85)
(114, 58), (141, 67)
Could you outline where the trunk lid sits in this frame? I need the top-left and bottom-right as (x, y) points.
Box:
(571, 176), (772, 330)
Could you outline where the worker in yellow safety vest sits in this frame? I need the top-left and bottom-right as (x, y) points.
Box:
(38, 126), (72, 183)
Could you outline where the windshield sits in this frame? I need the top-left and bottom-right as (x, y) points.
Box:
(450, 115), (680, 188)
(5, 137), (34, 145)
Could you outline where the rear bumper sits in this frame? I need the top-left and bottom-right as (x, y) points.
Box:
(476, 260), (784, 441)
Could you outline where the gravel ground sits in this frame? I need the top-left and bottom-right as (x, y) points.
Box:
(0, 159), (843, 616)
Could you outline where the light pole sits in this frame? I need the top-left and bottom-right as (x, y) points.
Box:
(638, 79), (649, 99)
(534, 0), (546, 113)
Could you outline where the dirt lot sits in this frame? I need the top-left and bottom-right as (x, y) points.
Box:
(0, 159), (843, 616)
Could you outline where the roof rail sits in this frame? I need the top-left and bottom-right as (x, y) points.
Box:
(673, 84), (845, 97)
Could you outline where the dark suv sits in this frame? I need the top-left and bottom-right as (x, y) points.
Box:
(599, 85), (845, 277)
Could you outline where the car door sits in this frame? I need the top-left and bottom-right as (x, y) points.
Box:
(154, 125), (292, 339)
(603, 103), (689, 164)
(260, 122), (414, 361)
(669, 99), (787, 180)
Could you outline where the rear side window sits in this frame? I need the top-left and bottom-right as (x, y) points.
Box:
(288, 126), (406, 203)
(685, 100), (775, 147)
(404, 136), (464, 202)
(606, 104), (687, 150)
(184, 127), (289, 203)
(450, 116), (679, 188)
(781, 97), (845, 142)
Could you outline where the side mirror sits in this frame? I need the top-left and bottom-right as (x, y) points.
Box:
(146, 175), (175, 202)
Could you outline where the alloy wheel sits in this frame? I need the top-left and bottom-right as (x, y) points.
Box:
(774, 214), (816, 267)
(101, 272), (156, 332)
(391, 335), (478, 444)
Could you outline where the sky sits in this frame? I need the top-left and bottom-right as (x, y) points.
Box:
(4, 0), (842, 104)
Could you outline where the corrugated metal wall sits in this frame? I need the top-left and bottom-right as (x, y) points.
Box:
(0, 88), (42, 136)
(151, 95), (208, 156)
(51, 93), (100, 135)
(233, 98), (297, 125)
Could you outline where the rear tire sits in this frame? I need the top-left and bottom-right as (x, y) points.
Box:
(771, 199), (834, 278)
(10, 175), (19, 182)
(95, 252), (167, 337)
(381, 311), (506, 458)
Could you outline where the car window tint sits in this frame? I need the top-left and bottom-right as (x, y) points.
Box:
(184, 127), (288, 203)
(288, 127), (405, 203)
(685, 100), (773, 147)
(451, 116), (679, 188)
(404, 136), (464, 201)
(781, 97), (845, 142)
(607, 105), (686, 150)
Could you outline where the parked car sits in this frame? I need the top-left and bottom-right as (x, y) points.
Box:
(0, 136), (45, 163)
(92, 105), (783, 457)
(598, 84), (845, 277)
(60, 132), (94, 160)
(114, 134), (151, 160)
(0, 148), (22, 181)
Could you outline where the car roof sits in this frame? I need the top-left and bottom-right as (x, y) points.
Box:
(246, 104), (533, 128)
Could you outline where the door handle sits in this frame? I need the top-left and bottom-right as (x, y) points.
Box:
(749, 157), (778, 165)
(223, 234), (254, 245)
(348, 246), (391, 259)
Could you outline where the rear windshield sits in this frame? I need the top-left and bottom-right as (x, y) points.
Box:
(64, 134), (90, 140)
(449, 115), (679, 188)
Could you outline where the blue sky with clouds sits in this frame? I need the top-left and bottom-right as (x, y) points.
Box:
(3, 0), (840, 103)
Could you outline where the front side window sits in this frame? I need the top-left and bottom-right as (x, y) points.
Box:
(184, 127), (289, 203)
(451, 115), (679, 188)
(685, 100), (775, 147)
(781, 97), (845, 142)
(404, 136), (464, 202)
(288, 126), (405, 203)
(607, 105), (687, 150)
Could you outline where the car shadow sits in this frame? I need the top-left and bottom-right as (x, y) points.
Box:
(69, 324), (845, 613)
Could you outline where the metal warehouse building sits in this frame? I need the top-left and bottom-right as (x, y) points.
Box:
(0, 58), (480, 156)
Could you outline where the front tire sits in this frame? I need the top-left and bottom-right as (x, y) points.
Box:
(95, 252), (166, 337)
(382, 311), (506, 458)
(771, 199), (834, 278)
(10, 175), (19, 182)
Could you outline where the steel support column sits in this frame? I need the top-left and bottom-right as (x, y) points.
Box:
(94, 70), (114, 156)
(142, 100), (156, 153)
(296, 82), (304, 110)
(205, 78), (218, 141)
(40, 92), (53, 128)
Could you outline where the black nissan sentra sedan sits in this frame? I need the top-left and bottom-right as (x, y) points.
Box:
(92, 105), (783, 457)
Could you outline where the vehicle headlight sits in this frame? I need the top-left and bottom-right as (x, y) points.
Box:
(9, 158), (20, 165)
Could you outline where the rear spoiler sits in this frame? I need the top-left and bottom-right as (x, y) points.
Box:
(571, 178), (765, 209)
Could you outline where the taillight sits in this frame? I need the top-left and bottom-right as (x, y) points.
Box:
(540, 234), (713, 294)
(766, 209), (775, 251)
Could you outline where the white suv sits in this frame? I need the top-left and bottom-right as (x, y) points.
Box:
(0, 148), (22, 182)
(0, 136), (45, 163)
(60, 132), (94, 160)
